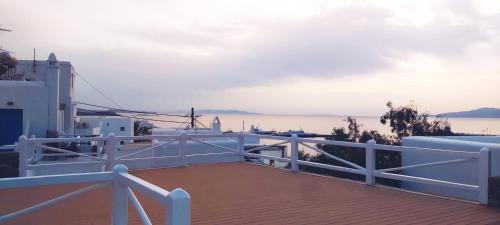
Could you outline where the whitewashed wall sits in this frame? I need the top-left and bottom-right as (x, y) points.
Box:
(9, 55), (76, 136)
(78, 116), (133, 137)
(402, 136), (500, 201)
(0, 81), (49, 139)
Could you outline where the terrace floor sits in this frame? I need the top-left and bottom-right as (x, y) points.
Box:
(1, 162), (500, 225)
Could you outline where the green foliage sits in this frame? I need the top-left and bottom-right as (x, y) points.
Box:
(297, 117), (401, 186)
(134, 120), (153, 136)
(294, 102), (455, 187)
(380, 101), (453, 143)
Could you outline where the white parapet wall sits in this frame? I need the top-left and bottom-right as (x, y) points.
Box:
(402, 136), (500, 201)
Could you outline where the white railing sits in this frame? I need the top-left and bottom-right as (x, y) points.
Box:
(0, 144), (16, 150)
(16, 132), (242, 175)
(243, 134), (491, 205)
(13, 132), (491, 204)
(0, 164), (190, 225)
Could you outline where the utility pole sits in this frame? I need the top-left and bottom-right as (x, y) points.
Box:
(191, 107), (195, 129)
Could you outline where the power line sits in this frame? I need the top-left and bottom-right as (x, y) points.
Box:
(76, 102), (192, 118)
(74, 72), (123, 109)
(195, 118), (208, 128)
(77, 108), (189, 124)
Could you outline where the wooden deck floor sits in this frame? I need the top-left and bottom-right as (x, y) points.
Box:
(1, 162), (500, 225)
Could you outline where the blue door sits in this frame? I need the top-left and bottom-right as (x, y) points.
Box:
(0, 109), (23, 146)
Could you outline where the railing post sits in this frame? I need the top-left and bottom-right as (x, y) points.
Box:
(112, 164), (128, 225)
(96, 140), (103, 158)
(479, 147), (491, 205)
(179, 132), (187, 166)
(238, 132), (245, 161)
(166, 188), (191, 225)
(106, 133), (118, 170)
(365, 139), (376, 186)
(29, 135), (38, 162)
(16, 135), (27, 177)
(152, 138), (159, 165)
(290, 134), (299, 172)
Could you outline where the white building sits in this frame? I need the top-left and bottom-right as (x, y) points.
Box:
(0, 53), (76, 145)
(76, 116), (134, 137)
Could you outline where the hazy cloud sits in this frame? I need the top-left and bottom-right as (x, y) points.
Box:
(1, 0), (500, 113)
(94, 5), (492, 90)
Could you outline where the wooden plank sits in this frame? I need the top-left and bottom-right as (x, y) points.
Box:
(1, 162), (499, 225)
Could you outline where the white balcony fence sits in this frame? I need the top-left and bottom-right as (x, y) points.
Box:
(11, 132), (491, 206)
(0, 164), (190, 225)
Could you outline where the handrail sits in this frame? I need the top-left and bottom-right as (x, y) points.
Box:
(297, 137), (366, 148)
(0, 183), (107, 222)
(27, 136), (107, 143)
(0, 171), (113, 189)
(0, 164), (190, 225)
(374, 171), (480, 191)
(0, 144), (16, 150)
(299, 142), (365, 171)
(243, 133), (291, 141)
(188, 138), (238, 153)
(375, 158), (476, 173)
(35, 144), (105, 161)
(14, 133), (492, 205)
(117, 140), (178, 160)
(374, 144), (479, 158)
(251, 134), (490, 204)
(245, 140), (289, 153)
(114, 164), (191, 225)
(117, 172), (171, 202)
(127, 187), (153, 225)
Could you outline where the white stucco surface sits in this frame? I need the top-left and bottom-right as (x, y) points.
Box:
(402, 136), (500, 201)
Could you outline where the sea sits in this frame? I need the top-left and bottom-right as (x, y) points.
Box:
(145, 114), (500, 136)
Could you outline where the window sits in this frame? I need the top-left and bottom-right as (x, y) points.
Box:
(120, 127), (125, 131)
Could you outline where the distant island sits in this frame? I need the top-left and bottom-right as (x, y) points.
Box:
(195, 109), (258, 115)
(437, 107), (500, 118)
(164, 109), (258, 115)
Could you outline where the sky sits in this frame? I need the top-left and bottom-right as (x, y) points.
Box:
(1, 0), (500, 115)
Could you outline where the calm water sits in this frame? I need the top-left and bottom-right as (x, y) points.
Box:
(148, 114), (500, 136)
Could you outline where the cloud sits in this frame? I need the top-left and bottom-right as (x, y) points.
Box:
(101, 5), (491, 90)
(2, 0), (500, 112)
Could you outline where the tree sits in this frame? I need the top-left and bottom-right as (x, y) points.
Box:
(293, 117), (400, 186)
(134, 120), (153, 136)
(288, 101), (454, 187)
(380, 101), (453, 144)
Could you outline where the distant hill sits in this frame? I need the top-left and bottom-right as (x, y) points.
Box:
(166, 109), (258, 115)
(196, 109), (258, 115)
(437, 107), (500, 118)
